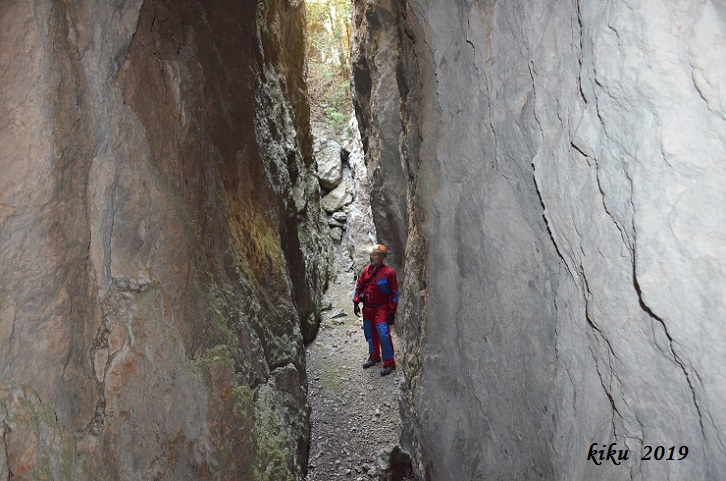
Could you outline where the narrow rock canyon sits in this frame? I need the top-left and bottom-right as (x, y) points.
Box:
(1, 1), (725, 481)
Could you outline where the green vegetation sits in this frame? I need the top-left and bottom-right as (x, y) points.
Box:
(306, 0), (353, 136)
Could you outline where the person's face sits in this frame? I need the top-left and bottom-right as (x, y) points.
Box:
(370, 252), (384, 266)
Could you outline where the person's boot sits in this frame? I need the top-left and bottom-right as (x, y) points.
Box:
(380, 364), (395, 376)
(362, 356), (381, 369)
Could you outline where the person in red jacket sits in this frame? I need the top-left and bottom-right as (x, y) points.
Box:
(353, 244), (399, 376)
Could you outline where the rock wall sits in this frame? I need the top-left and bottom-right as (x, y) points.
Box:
(315, 118), (377, 276)
(338, 117), (379, 274)
(0, 1), (329, 480)
(352, 1), (726, 480)
(351, 0), (408, 272)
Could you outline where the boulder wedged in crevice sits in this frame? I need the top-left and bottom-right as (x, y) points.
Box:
(313, 116), (376, 279)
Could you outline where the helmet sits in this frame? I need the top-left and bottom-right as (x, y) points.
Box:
(371, 244), (387, 255)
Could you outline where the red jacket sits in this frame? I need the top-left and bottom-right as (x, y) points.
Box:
(353, 264), (398, 313)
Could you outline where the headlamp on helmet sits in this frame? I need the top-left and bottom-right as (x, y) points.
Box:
(370, 244), (387, 256)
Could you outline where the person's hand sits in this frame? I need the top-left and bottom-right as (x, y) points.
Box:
(353, 302), (361, 317)
(386, 312), (395, 325)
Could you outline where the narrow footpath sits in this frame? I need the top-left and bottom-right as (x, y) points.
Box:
(305, 267), (414, 481)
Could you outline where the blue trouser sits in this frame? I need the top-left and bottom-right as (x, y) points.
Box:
(362, 307), (394, 366)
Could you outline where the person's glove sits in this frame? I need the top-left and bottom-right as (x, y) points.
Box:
(387, 312), (395, 325)
(353, 302), (361, 317)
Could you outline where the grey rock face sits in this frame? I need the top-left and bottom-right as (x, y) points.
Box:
(351, 0), (409, 272)
(328, 217), (345, 228)
(330, 226), (344, 242)
(332, 211), (348, 222)
(0, 1), (329, 479)
(313, 116), (375, 277)
(321, 180), (352, 213)
(338, 117), (378, 274)
(315, 139), (344, 190)
(353, 1), (726, 480)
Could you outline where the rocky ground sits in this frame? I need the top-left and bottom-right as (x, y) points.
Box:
(305, 265), (415, 481)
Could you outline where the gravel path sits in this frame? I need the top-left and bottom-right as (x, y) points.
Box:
(305, 270), (414, 481)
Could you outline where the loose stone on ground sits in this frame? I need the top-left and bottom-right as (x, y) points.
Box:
(305, 269), (414, 481)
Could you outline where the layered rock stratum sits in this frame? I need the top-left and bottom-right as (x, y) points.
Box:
(352, 1), (726, 480)
(0, 1), (329, 479)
